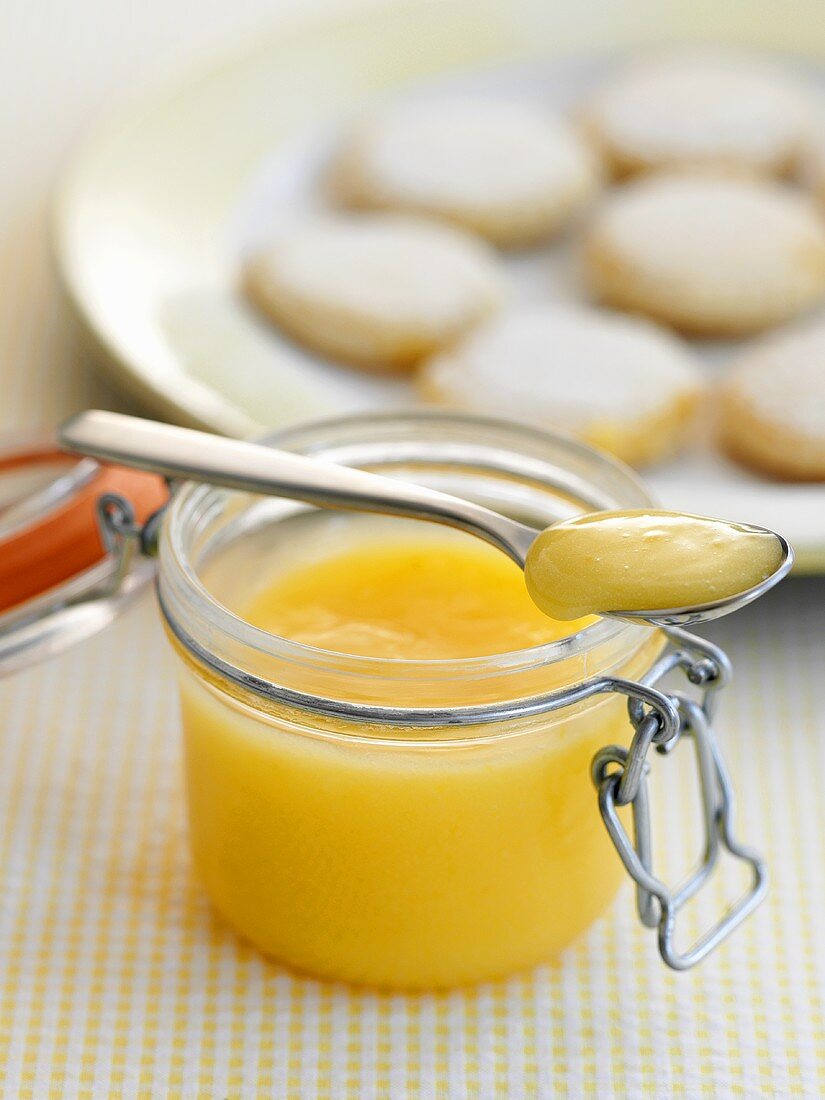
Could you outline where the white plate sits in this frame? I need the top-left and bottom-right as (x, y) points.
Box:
(52, 0), (825, 569)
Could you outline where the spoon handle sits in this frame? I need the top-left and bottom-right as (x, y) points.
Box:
(59, 411), (537, 566)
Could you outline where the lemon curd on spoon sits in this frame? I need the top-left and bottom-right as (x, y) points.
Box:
(525, 509), (786, 621)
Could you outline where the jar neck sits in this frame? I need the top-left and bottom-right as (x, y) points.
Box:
(159, 412), (658, 728)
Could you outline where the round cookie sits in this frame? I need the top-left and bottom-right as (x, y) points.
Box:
(583, 172), (825, 336)
(243, 215), (503, 372)
(720, 324), (825, 480)
(331, 99), (600, 247)
(801, 131), (825, 206)
(583, 51), (812, 178)
(419, 304), (703, 468)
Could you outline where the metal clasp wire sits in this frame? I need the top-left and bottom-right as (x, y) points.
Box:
(591, 627), (767, 971)
(92, 491), (167, 596)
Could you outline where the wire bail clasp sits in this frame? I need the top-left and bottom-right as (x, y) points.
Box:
(592, 629), (767, 970)
(93, 490), (167, 598)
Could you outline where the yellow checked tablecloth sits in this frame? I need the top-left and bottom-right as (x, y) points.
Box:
(3, 3), (825, 1096)
(1, 581), (825, 1098)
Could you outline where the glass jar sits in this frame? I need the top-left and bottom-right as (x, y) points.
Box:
(0, 412), (765, 989)
(155, 412), (763, 989)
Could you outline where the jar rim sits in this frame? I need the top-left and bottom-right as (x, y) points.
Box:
(159, 410), (657, 722)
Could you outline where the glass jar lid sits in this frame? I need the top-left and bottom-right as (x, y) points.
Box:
(0, 437), (168, 675)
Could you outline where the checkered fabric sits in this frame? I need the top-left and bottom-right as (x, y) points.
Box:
(1, 577), (824, 1098)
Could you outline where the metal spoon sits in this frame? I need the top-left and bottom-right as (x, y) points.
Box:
(59, 410), (793, 626)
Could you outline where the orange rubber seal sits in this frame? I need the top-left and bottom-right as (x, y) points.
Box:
(0, 445), (168, 613)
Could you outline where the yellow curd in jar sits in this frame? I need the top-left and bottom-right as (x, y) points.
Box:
(242, 535), (585, 658)
(175, 528), (658, 989)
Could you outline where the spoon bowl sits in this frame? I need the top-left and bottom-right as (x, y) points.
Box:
(606, 526), (794, 626)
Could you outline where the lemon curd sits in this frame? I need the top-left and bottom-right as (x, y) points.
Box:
(175, 528), (657, 988)
(526, 509), (784, 620)
(242, 535), (590, 658)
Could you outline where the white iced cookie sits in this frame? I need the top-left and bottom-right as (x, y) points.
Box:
(583, 173), (825, 336)
(243, 215), (503, 372)
(720, 324), (825, 480)
(801, 131), (825, 206)
(419, 304), (703, 468)
(331, 99), (600, 247)
(583, 51), (812, 177)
